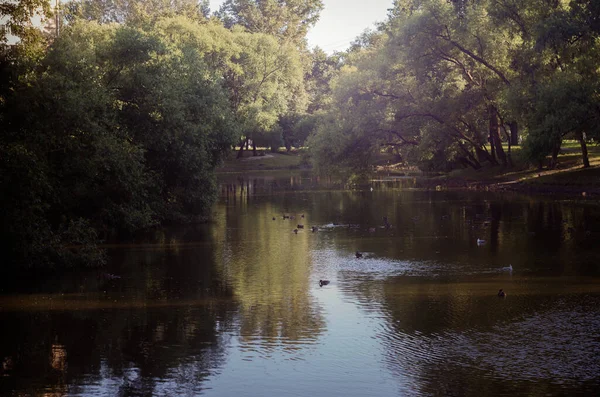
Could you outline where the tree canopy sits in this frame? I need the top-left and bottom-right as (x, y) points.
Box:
(1, 0), (316, 268)
(2, 0), (600, 268)
(217, 0), (324, 46)
(307, 0), (600, 175)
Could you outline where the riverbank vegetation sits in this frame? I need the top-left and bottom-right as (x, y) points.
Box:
(0, 0), (321, 268)
(307, 0), (600, 178)
(1, 0), (599, 268)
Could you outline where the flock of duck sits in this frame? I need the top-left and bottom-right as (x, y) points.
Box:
(276, 213), (511, 296)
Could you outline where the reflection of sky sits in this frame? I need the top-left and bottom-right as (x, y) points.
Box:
(4, 184), (600, 396)
(203, 284), (402, 396)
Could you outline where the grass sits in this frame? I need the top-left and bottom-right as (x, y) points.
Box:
(216, 141), (600, 195)
(216, 148), (309, 173)
(446, 141), (600, 191)
(370, 140), (600, 194)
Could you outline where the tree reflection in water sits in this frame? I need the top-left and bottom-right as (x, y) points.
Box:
(2, 176), (600, 396)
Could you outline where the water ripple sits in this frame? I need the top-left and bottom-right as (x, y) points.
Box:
(376, 299), (600, 388)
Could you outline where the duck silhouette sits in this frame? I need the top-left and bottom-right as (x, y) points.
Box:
(319, 280), (330, 287)
(355, 251), (363, 258)
(497, 289), (506, 297)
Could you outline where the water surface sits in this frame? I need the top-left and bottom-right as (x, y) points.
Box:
(2, 173), (600, 396)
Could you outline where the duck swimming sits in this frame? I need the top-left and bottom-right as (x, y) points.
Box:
(355, 251), (363, 258)
(497, 289), (506, 297)
(319, 280), (330, 287)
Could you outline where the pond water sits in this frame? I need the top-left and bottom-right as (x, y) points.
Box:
(2, 173), (600, 396)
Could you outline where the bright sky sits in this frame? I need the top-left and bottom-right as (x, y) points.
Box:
(209, 0), (394, 53)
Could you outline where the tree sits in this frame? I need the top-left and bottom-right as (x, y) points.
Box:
(217, 0), (323, 47)
(64, 0), (209, 25)
(0, 0), (52, 44)
(226, 27), (306, 156)
(0, 18), (238, 268)
(519, 0), (600, 168)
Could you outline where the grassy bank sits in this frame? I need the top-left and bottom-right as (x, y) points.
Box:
(216, 148), (309, 173)
(432, 141), (600, 194)
(217, 142), (600, 196)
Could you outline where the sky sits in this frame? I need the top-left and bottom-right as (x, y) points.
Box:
(209, 0), (394, 53)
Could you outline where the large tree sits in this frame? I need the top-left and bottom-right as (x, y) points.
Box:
(1, 0), (52, 44)
(64, 0), (209, 25)
(309, 0), (600, 174)
(0, 18), (238, 268)
(217, 0), (323, 46)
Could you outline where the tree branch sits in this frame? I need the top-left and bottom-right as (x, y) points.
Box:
(437, 33), (511, 85)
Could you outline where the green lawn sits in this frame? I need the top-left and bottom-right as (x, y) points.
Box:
(216, 148), (308, 173)
(217, 141), (600, 192)
(370, 140), (600, 190)
(448, 141), (600, 188)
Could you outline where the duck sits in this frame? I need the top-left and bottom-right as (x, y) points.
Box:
(272, 217), (276, 220)
(100, 273), (121, 280)
(355, 251), (363, 258)
(319, 280), (330, 287)
(311, 226), (318, 232)
(382, 216), (391, 229)
(477, 238), (486, 245)
(497, 289), (506, 297)
(293, 229), (298, 234)
(368, 227), (376, 233)
(297, 224), (304, 229)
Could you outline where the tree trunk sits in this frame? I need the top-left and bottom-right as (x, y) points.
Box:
(458, 156), (482, 170)
(579, 131), (590, 168)
(489, 105), (507, 166)
(500, 124), (513, 167)
(549, 144), (560, 169)
(237, 137), (247, 159)
(475, 146), (497, 165)
(509, 121), (519, 146)
(457, 142), (482, 169)
(488, 132), (496, 163)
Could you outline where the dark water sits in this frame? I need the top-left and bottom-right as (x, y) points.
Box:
(2, 173), (600, 396)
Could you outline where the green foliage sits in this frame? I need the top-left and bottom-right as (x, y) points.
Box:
(0, 0), (52, 44)
(64, 0), (208, 26)
(217, 0), (324, 46)
(307, 0), (600, 174)
(1, 18), (239, 268)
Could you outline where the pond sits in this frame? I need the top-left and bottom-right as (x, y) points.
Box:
(2, 172), (600, 396)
